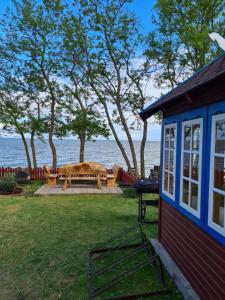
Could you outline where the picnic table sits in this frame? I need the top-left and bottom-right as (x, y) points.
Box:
(60, 162), (107, 190)
(44, 162), (119, 190)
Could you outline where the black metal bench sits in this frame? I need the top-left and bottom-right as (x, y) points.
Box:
(88, 223), (170, 299)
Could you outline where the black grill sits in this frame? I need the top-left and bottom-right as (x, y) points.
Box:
(16, 171), (30, 184)
(134, 179), (160, 224)
(134, 178), (159, 194)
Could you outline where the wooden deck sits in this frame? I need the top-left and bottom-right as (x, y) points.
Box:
(35, 184), (123, 195)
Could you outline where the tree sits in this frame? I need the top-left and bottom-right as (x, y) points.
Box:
(58, 108), (110, 162)
(76, 0), (154, 177)
(25, 92), (47, 168)
(147, 0), (225, 89)
(0, 0), (64, 168)
(0, 91), (32, 169)
(57, 15), (109, 162)
(59, 7), (134, 172)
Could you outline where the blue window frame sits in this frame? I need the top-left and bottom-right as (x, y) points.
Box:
(162, 123), (177, 200)
(179, 118), (203, 218)
(160, 102), (225, 246)
(176, 107), (207, 226)
(205, 101), (225, 245)
(160, 115), (179, 206)
(208, 113), (225, 236)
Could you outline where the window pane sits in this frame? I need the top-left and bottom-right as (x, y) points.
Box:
(164, 171), (168, 192)
(183, 153), (190, 177)
(169, 173), (174, 195)
(190, 182), (198, 211)
(182, 180), (189, 204)
(165, 128), (170, 148)
(165, 150), (169, 170)
(170, 127), (176, 149)
(214, 156), (225, 192)
(212, 192), (224, 228)
(192, 124), (200, 151)
(184, 125), (191, 150)
(191, 153), (199, 181)
(215, 120), (225, 154)
(169, 150), (174, 172)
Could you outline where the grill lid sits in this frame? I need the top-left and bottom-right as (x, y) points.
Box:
(134, 178), (159, 193)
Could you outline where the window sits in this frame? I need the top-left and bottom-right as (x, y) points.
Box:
(163, 124), (176, 200)
(208, 114), (225, 236)
(180, 118), (203, 217)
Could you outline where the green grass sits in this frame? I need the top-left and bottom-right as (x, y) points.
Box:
(0, 182), (183, 300)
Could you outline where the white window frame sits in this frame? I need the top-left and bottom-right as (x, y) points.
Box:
(180, 118), (203, 218)
(162, 123), (177, 200)
(208, 113), (225, 236)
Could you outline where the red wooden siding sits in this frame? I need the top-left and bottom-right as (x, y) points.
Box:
(160, 200), (225, 300)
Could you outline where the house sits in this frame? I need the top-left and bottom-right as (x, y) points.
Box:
(140, 53), (225, 299)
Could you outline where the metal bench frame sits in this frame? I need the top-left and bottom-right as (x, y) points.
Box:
(88, 224), (170, 300)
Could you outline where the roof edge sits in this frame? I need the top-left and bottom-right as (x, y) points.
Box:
(140, 52), (225, 120)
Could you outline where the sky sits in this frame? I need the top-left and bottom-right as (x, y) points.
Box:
(130, 0), (156, 32)
(0, 0), (162, 141)
(0, 1), (11, 16)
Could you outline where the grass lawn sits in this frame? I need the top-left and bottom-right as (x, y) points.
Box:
(0, 182), (183, 300)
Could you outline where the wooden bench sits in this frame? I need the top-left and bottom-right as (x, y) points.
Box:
(43, 165), (58, 186)
(105, 165), (120, 187)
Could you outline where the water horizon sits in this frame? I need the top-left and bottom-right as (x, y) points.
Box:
(0, 138), (161, 175)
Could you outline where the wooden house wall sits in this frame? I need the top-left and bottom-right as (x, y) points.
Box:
(160, 200), (225, 300)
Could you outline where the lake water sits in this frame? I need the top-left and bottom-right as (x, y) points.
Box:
(0, 138), (161, 175)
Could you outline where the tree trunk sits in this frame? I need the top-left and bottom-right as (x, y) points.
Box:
(101, 29), (139, 176)
(39, 65), (57, 169)
(30, 130), (38, 168)
(115, 102), (139, 177)
(140, 120), (148, 178)
(79, 135), (85, 163)
(89, 81), (133, 172)
(20, 131), (32, 169)
(102, 101), (132, 172)
(49, 131), (57, 169)
(48, 92), (57, 169)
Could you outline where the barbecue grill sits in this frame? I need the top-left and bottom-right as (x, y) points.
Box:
(134, 178), (159, 194)
(134, 178), (159, 224)
(15, 170), (31, 184)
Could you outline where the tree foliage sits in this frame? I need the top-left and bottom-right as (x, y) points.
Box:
(147, 0), (225, 89)
(1, 0), (224, 175)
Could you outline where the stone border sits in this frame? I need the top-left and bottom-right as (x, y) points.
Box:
(151, 239), (200, 300)
(0, 187), (23, 196)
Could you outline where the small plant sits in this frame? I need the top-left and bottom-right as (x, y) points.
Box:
(123, 187), (137, 198)
(0, 175), (17, 192)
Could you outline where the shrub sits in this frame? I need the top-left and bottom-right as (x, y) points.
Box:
(123, 187), (137, 198)
(0, 175), (17, 192)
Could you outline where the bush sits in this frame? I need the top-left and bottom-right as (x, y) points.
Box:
(123, 187), (137, 198)
(0, 175), (17, 192)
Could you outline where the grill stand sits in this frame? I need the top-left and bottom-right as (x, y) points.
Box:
(138, 193), (159, 224)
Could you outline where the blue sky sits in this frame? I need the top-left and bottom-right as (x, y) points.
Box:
(0, 1), (11, 16)
(0, 0), (161, 141)
(130, 0), (156, 32)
